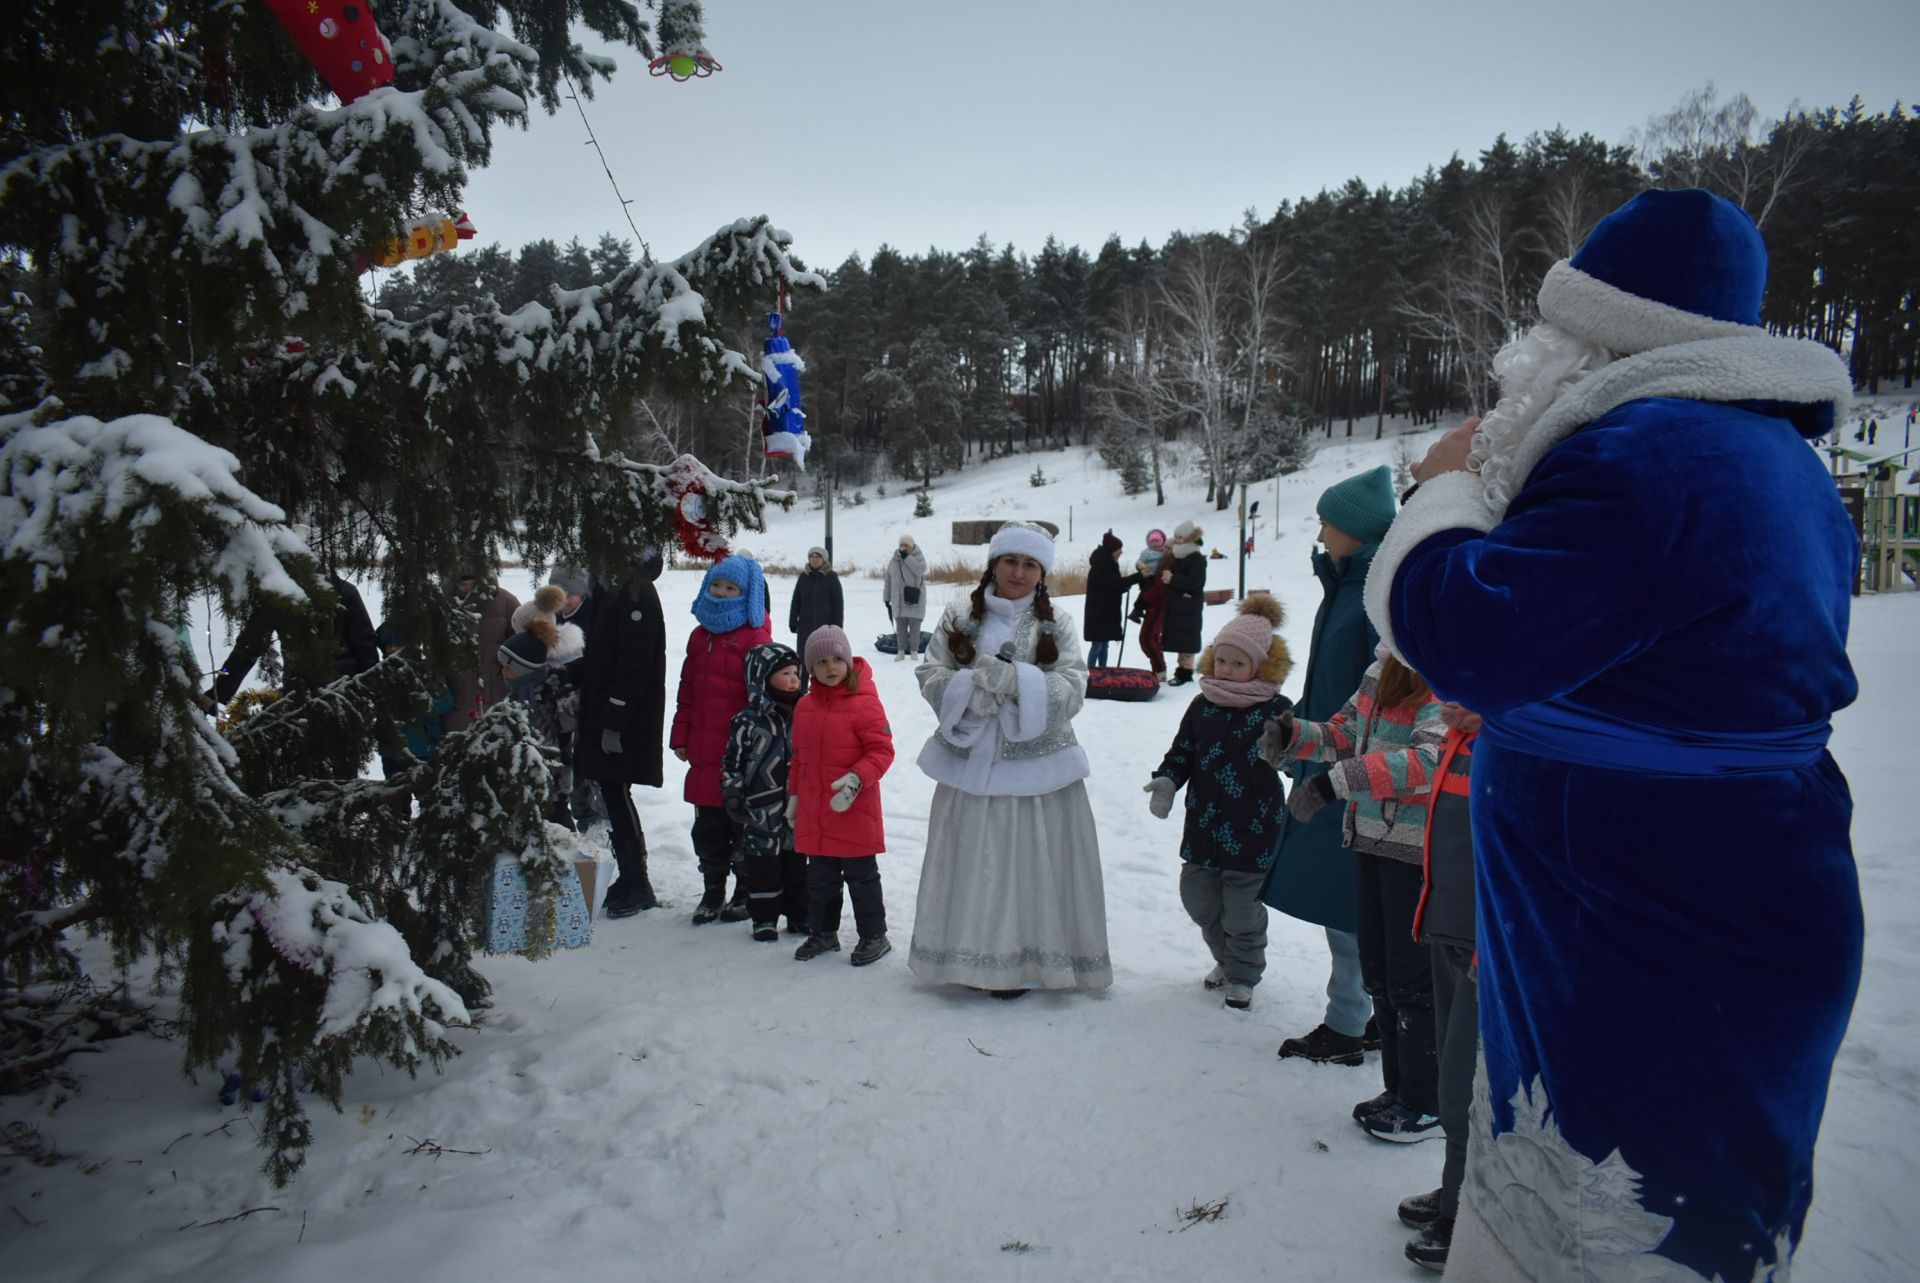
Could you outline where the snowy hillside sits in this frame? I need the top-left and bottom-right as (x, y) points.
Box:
(4, 424), (1916, 1282)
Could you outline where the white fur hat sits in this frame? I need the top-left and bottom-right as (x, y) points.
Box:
(987, 521), (1055, 574)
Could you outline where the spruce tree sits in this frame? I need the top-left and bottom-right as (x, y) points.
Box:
(1, 0), (813, 1184)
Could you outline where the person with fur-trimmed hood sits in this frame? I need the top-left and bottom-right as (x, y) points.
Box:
(722, 643), (810, 941)
(1370, 189), (1861, 1282)
(1143, 593), (1293, 1012)
(671, 553), (775, 924)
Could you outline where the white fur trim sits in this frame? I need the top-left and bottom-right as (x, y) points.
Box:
(1003, 661), (1050, 743)
(763, 429), (810, 469)
(1537, 260), (1760, 356)
(547, 622), (586, 666)
(1483, 333), (1850, 527)
(1365, 330), (1851, 656)
(987, 523), (1056, 573)
(1363, 471), (1496, 659)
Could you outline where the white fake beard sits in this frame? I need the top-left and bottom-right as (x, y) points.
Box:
(1466, 323), (1616, 512)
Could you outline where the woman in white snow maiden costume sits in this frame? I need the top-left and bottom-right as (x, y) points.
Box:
(1368, 189), (1861, 1282)
(909, 521), (1111, 996)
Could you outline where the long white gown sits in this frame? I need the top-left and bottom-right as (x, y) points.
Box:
(908, 589), (1111, 991)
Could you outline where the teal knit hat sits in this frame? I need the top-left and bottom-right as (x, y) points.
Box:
(1316, 465), (1397, 544)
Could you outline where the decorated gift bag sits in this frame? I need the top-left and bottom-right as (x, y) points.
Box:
(483, 855), (594, 953)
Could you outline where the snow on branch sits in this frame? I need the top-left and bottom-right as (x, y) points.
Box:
(0, 410), (306, 606)
(213, 864), (469, 1045)
(358, 217), (826, 415)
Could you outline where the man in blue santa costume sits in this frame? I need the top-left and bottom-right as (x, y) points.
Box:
(1366, 189), (1861, 1282)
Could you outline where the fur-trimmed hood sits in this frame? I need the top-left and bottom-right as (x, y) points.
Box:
(1364, 332), (1851, 659)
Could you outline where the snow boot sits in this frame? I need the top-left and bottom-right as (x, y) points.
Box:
(717, 891), (752, 923)
(1222, 982), (1253, 1010)
(1168, 665), (1194, 687)
(1353, 1089), (1398, 1124)
(1277, 1023), (1367, 1067)
(850, 934), (892, 967)
(1397, 1188), (1446, 1229)
(690, 889), (725, 926)
(1202, 964), (1227, 990)
(794, 933), (841, 961)
(1404, 1216), (1454, 1272)
(751, 920), (780, 942)
(785, 916), (810, 936)
(1361, 1014), (1382, 1052)
(1361, 1103), (1442, 1144)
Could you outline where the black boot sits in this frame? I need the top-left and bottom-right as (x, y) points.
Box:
(794, 932), (840, 961)
(717, 882), (751, 923)
(1168, 665), (1194, 687)
(690, 886), (725, 925)
(1404, 1216), (1453, 1272)
(850, 934), (892, 966)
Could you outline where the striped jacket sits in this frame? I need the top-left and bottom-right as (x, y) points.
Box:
(1278, 659), (1444, 864)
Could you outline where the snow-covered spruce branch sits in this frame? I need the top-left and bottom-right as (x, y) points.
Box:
(0, 410), (308, 609)
(336, 217), (827, 418)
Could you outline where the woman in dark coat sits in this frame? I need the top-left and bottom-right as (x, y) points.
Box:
(1082, 531), (1128, 668)
(788, 545), (843, 661)
(572, 548), (668, 915)
(1162, 521), (1208, 685)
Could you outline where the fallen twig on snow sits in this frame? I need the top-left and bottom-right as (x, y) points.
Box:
(402, 1136), (490, 1160)
(967, 1038), (995, 1057)
(179, 1205), (280, 1231)
(1173, 1195), (1230, 1231)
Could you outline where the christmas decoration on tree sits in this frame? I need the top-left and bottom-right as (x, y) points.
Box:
(760, 310), (810, 467)
(262, 0), (396, 104)
(647, 0), (722, 80)
(0, 0), (817, 1185)
(366, 211), (477, 269)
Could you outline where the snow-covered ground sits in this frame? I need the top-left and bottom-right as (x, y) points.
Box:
(5, 422), (1917, 1281)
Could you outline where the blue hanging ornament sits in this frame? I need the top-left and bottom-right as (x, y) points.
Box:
(759, 311), (810, 469)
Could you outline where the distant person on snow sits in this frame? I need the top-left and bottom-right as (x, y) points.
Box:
(788, 546), (843, 664)
(1161, 521), (1208, 686)
(883, 534), (929, 659)
(1083, 530), (1129, 669)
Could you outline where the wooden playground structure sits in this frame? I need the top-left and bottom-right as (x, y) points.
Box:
(1830, 442), (1920, 594)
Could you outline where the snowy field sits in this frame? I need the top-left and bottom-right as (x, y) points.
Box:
(4, 417), (1918, 1281)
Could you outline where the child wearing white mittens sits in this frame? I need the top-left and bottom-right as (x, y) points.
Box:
(1145, 593), (1293, 1010)
(788, 627), (897, 966)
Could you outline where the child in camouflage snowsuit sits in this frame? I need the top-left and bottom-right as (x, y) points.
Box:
(1144, 593), (1292, 1011)
(497, 615), (588, 830)
(721, 643), (810, 941)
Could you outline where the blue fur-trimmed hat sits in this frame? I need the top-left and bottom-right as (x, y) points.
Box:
(1537, 188), (1766, 356)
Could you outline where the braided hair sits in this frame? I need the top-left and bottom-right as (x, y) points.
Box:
(945, 558), (1060, 667)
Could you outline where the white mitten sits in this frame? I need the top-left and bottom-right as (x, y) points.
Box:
(829, 772), (862, 813)
(976, 655), (1019, 697)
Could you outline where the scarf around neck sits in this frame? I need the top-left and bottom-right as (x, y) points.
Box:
(1198, 676), (1279, 709)
(692, 589), (750, 634)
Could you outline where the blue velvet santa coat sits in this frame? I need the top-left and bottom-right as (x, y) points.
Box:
(1368, 334), (1860, 1282)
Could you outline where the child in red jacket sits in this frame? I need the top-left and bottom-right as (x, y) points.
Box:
(789, 627), (896, 965)
(670, 554), (774, 924)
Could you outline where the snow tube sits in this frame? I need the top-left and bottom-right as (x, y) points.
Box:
(1087, 667), (1159, 702)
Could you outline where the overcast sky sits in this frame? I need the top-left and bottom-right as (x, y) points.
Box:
(457, 0), (1916, 270)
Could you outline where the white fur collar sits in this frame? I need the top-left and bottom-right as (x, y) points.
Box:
(547, 622), (586, 666)
(1364, 332), (1850, 659)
